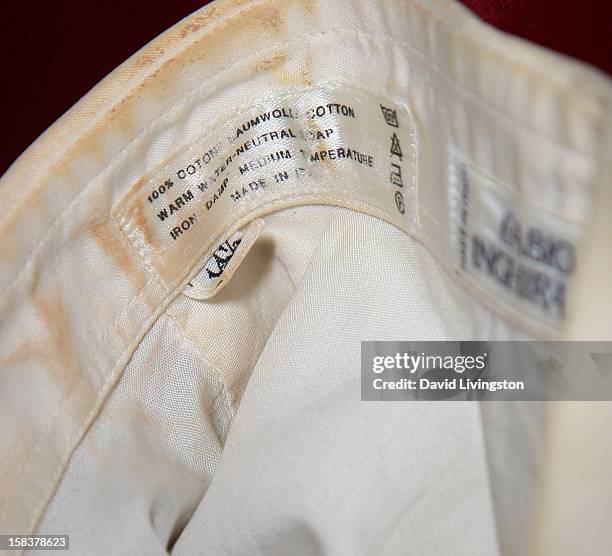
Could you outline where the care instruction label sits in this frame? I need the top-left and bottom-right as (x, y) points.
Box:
(113, 84), (417, 289)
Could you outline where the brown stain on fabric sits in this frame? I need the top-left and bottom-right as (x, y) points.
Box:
(1, 340), (46, 371)
(0, 422), (36, 495)
(255, 5), (282, 30)
(132, 46), (167, 73)
(1, 279), (84, 396)
(128, 199), (156, 249)
(0, 0), (318, 281)
(0, 0), (326, 531)
(252, 52), (287, 74)
(123, 400), (155, 429)
(179, 6), (223, 39)
(112, 174), (160, 260)
(171, 1), (285, 73)
(32, 286), (83, 390)
(298, 0), (317, 15)
(273, 50), (314, 86)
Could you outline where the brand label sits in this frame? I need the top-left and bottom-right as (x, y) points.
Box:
(451, 159), (582, 329)
(183, 218), (264, 299)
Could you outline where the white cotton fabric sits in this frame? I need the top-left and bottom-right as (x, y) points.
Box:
(0, 0), (611, 555)
(38, 206), (506, 555)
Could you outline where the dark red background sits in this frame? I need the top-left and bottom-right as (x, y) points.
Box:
(2, 1), (610, 176)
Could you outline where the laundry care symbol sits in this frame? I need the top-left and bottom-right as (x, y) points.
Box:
(390, 133), (403, 160)
(380, 104), (399, 127)
(381, 104), (406, 215)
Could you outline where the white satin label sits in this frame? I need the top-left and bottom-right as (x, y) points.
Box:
(449, 157), (583, 331)
(114, 84), (418, 289)
(114, 83), (583, 334)
(183, 218), (265, 299)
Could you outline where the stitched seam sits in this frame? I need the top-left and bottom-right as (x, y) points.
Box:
(273, 252), (297, 291)
(0, 0), (264, 226)
(112, 81), (418, 280)
(27, 284), (164, 535)
(2, 0), (595, 228)
(1, 190), (412, 528)
(0, 26), (598, 307)
(116, 211), (160, 280)
(173, 192), (411, 285)
(0, 273), (158, 527)
(24, 275), (166, 535)
(3, 2), (596, 532)
(164, 312), (236, 418)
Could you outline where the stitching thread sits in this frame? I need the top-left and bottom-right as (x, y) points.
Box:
(0, 26), (597, 308)
(114, 81), (418, 271)
(2, 1), (603, 534)
(0, 274), (158, 527)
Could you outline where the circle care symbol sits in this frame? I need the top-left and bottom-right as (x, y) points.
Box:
(395, 191), (405, 214)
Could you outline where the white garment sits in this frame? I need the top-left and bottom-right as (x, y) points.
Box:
(0, 0), (611, 554)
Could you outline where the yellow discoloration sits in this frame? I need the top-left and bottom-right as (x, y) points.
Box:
(0, 423), (36, 494)
(90, 221), (147, 291)
(124, 400), (155, 428)
(256, 5), (283, 30)
(300, 0), (317, 15)
(128, 200), (156, 249)
(0, 0), (331, 536)
(252, 52), (287, 74)
(174, 1), (285, 70)
(1, 281), (83, 399)
(299, 51), (315, 86)
(179, 7), (223, 39)
(273, 50), (314, 86)
(32, 286), (83, 388)
(0, 180), (49, 264)
(2, 0), (324, 273)
(0, 340), (44, 370)
(131, 46), (167, 72)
